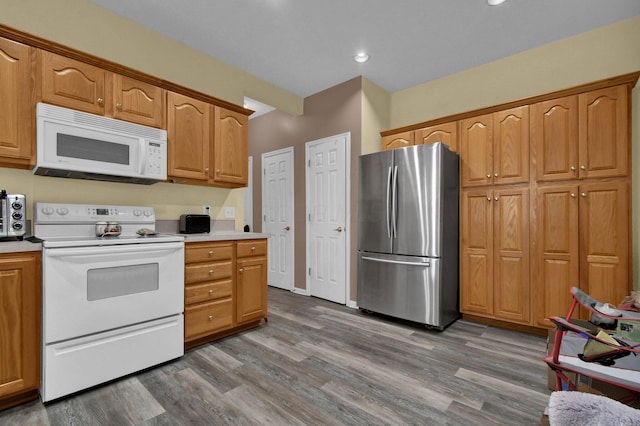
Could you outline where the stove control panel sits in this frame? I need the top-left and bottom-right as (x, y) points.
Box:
(35, 203), (155, 224)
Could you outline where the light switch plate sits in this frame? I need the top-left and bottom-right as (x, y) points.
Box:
(224, 207), (235, 218)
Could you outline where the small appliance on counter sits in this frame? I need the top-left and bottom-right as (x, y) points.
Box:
(179, 214), (211, 234)
(0, 190), (26, 240)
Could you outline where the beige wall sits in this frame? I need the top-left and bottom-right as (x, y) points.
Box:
(361, 78), (390, 155)
(0, 0), (304, 229)
(248, 78), (362, 300)
(389, 16), (640, 290)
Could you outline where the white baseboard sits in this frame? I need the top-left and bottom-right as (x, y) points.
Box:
(293, 287), (310, 296)
(347, 300), (358, 309)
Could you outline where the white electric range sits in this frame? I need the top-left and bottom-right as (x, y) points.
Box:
(34, 202), (185, 402)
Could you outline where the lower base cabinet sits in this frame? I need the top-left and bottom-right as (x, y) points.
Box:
(184, 239), (267, 348)
(0, 252), (41, 411)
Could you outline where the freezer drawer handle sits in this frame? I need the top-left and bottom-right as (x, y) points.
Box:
(361, 256), (430, 267)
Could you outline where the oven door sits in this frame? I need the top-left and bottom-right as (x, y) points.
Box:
(43, 241), (184, 344)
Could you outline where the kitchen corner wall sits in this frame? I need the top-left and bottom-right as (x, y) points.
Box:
(248, 77), (363, 300)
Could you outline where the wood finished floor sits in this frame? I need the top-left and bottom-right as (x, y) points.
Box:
(1, 288), (550, 425)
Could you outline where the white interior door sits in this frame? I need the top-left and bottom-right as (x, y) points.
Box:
(243, 156), (253, 231)
(262, 147), (294, 291)
(306, 133), (350, 304)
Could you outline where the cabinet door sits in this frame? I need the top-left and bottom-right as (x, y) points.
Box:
(213, 107), (248, 187)
(0, 254), (40, 401)
(236, 256), (267, 324)
(39, 51), (107, 115)
(493, 106), (529, 185)
(460, 190), (493, 315)
(415, 122), (458, 153)
(112, 74), (165, 128)
(579, 181), (629, 307)
(0, 38), (34, 165)
(578, 86), (628, 179)
(167, 92), (211, 181)
(493, 188), (530, 323)
(381, 131), (414, 151)
(460, 114), (492, 187)
(532, 186), (579, 328)
(531, 96), (579, 182)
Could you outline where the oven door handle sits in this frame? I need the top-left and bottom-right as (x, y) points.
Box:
(43, 242), (184, 257)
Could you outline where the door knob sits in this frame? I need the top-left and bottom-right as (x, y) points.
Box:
(283, 226), (290, 231)
(334, 227), (343, 232)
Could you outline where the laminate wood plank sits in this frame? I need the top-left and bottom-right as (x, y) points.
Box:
(0, 287), (551, 425)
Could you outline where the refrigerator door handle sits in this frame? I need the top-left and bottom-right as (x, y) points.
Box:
(391, 165), (398, 238)
(386, 166), (392, 238)
(361, 256), (430, 267)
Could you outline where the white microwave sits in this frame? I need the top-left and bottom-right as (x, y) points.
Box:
(34, 103), (168, 185)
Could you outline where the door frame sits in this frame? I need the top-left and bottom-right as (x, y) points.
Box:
(304, 132), (351, 304)
(261, 146), (295, 291)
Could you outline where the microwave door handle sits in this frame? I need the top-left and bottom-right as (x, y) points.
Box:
(138, 140), (147, 175)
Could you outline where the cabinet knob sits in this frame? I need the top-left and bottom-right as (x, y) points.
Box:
(205, 167), (209, 174)
(493, 173), (498, 177)
(580, 165), (586, 171)
(494, 196), (499, 201)
(239, 268), (244, 273)
(581, 192), (587, 197)
(209, 250), (214, 256)
(570, 193), (576, 198)
(486, 174), (491, 179)
(97, 97), (104, 105)
(487, 196), (491, 201)
(208, 315), (213, 321)
(116, 102), (123, 109)
(570, 166), (576, 171)
(209, 270), (214, 275)
(209, 289), (214, 295)
(251, 246), (256, 251)
(216, 169), (221, 174)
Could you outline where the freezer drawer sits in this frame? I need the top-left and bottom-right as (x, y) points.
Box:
(357, 252), (458, 329)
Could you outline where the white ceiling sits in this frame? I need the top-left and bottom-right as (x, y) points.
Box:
(89, 0), (640, 99)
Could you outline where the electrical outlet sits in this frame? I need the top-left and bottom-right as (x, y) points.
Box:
(203, 205), (211, 216)
(224, 207), (235, 218)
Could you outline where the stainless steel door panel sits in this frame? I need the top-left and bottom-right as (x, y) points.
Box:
(357, 150), (393, 253)
(357, 252), (442, 326)
(392, 143), (442, 257)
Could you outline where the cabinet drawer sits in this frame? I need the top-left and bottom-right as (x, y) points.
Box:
(186, 242), (233, 263)
(185, 298), (233, 340)
(185, 279), (232, 305)
(185, 260), (232, 284)
(236, 239), (267, 258)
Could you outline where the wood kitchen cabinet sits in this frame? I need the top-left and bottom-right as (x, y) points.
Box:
(460, 106), (529, 188)
(532, 86), (628, 182)
(0, 252), (41, 411)
(167, 91), (248, 188)
(37, 50), (165, 128)
(381, 131), (414, 151)
(184, 241), (234, 343)
(415, 121), (458, 153)
(460, 188), (530, 324)
(167, 91), (212, 181)
(531, 181), (629, 328)
(0, 37), (34, 168)
(236, 240), (268, 325)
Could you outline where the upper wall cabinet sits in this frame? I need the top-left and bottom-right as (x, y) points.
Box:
(461, 106), (529, 188)
(167, 91), (212, 181)
(381, 131), (414, 151)
(532, 85), (628, 182)
(0, 37), (34, 167)
(37, 51), (165, 128)
(167, 92), (248, 188)
(415, 122), (458, 153)
(213, 107), (248, 187)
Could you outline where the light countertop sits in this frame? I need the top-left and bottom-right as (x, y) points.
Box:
(0, 239), (42, 253)
(176, 231), (269, 242)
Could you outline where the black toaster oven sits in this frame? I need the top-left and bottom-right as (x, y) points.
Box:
(179, 214), (211, 234)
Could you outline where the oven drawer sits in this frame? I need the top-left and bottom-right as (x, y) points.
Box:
(185, 260), (232, 283)
(185, 279), (232, 304)
(185, 242), (233, 263)
(236, 239), (267, 258)
(185, 298), (233, 340)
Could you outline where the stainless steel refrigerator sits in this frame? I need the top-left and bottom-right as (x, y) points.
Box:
(357, 142), (459, 330)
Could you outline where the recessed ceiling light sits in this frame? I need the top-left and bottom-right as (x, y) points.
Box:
(488, 0), (506, 5)
(354, 52), (369, 63)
